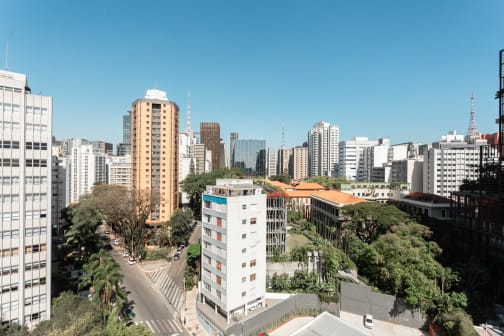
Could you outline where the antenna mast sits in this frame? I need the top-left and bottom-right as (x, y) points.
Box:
(466, 94), (478, 143)
(4, 40), (8, 70)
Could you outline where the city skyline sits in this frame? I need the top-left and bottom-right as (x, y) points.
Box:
(1, 1), (503, 149)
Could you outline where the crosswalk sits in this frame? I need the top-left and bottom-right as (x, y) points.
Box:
(147, 270), (185, 311)
(138, 319), (184, 335)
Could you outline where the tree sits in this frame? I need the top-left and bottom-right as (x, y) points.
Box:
(79, 251), (126, 317)
(181, 168), (242, 219)
(170, 208), (194, 246)
(103, 307), (151, 336)
(91, 184), (130, 233)
(31, 292), (103, 336)
(64, 196), (103, 260)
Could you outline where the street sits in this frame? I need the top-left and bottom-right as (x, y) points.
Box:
(111, 247), (185, 335)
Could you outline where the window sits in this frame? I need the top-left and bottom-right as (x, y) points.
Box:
(217, 217), (222, 227)
(242, 248), (246, 253)
(204, 282), (211, 291)
(241, 262), (246, 268)
(204, 228), (211, 237)
(204, 200), (211, 208)
(242, 219), (247, 224)
(216, 261), (222, 271)
(250, 273), (256, 281)
(242, 204), (247, 209)
(242, 277), (246, 283)
(217, 232), (222, 241)
(250, 259), (256, 267)
(216, 290), (221, 300)
(242, 291), (246, 297)
(242, 233), (246, 239)
(216, 276), (221, 286)
(250, 217), (257, 224)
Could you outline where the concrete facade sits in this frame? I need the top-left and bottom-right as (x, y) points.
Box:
(200, 179), (267, 324)
(292, 146), (308, 180)
(0, 69), (52, 327)
(131, 89), (179, 224)
(308, 121), (339, 177)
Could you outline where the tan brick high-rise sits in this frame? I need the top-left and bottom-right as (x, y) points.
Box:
(131, 89), (179, 225)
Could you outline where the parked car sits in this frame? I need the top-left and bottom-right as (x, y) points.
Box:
(364, 314), (373, 329)
(122, 251), (129, 257)
(128, 258), (136, 265)
(173, 254), (180, 261)
(114, 239), (120, 245)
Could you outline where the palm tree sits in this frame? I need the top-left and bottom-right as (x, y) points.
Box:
(79, 251), (126, 316)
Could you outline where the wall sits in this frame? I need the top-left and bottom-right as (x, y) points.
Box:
(340, 282), (429, 329)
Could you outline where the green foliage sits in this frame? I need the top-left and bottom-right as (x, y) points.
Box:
(187, 243), (201, 268)
(143, 247), (170, 261)
(181, 168), (242, 218)
(103, 308), (152, 336)
(169, 208), (194, 246)
(269, 174), (291, 184)
(436, 310), (477, 336)
(304, 176), (350, 189)
(79, 251), (125, 317)
(30, 292), (103, 336)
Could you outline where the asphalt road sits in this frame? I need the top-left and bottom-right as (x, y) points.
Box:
(169, 223), (202, 288)
(111, 247), (185, 335)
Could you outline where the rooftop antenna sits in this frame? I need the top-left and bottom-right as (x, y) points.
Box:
(4, 40), (9, 70)
(466, 93), (478, 142)
(281, 121), (285, 148)
(186, 90), (192, 131)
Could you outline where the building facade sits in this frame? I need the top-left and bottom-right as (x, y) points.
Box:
(266, 193), (287, 258)
(277, 147), (292, 177)
(69, 139), (107, 203)
(131, 89), (179, 224)
(200, 179), (266, 323)
(292, 145), (308, 180)
(107, 154), (131, 188)
(266, 148), (277, 178)
(0, 70), (52, 327)
(338, 137), (379, 181)
(423, 131), (487, 197)
(232, 139), (266, 177)
(200, 122), (221, 171)
(308, 121), (339, 177)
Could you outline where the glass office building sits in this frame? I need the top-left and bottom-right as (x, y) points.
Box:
(232, 139), (266, 176)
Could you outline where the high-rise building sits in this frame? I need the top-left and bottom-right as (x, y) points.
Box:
(277, 147), (292, 177)
(0, 69), (52, 327)
(200, 179), (266, 323)
(308, 121), (339, 177)
(117, 112), (131, 156)
(232, 139), (266, 176)
(230, 132), (239, 168)
(338, 137), (379, 181)
(193, 144), (211, 175)
(423, 130), (487, 197)
(200, 122), (221, 171)
(362, 138), (390, 182)
(292, 145), (309, 180)
(131, 89), (179, 225)
(70, 139), (107, 203)
(107, 155), (132, 188)
(266, 148), (278, 177)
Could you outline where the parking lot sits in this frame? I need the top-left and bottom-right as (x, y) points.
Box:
(340, 312), (429, 336)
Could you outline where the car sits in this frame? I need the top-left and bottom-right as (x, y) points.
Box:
(364, 314), (373, 329)
(176, 246), (183, 252)
(122, 251), (129, 257)
(128, 258), (136, 265)
(105, 230), (111, 234)
(123, 307), (135, 319)
(114, 239), (120, 245)
(173, 254), (180, 261)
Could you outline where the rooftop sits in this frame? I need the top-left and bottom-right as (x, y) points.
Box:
(289, 311), (372, 336)
(402, 192), (450, 204)
(312, 190), (367, 206)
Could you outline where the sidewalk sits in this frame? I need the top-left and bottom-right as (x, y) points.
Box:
(183, 287), (207, 336)
(138, 259), (207, 336)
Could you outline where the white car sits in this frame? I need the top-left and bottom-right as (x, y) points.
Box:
(128, 258), (136, 265)
(113, 239), (120, 245)
(122, 251), (129, 257)
(364, 314), (373, 329)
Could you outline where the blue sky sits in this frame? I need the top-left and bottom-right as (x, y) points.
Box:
(1, 1), (503, 149)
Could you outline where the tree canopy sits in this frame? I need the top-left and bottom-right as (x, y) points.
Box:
(181, 168), (242, 218)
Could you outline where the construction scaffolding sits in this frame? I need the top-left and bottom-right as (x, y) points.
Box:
(450, 50), (504, 299)
(266, 193), (287, 258)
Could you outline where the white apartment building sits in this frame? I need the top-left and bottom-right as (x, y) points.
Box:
(0, 70), (52, 327)
(391, 158), (423, 192)
(51, 150), (70, 235)
(423, 131), (487, 197)
(338, 137), (378, 181)
(292, 146), (308, 180)
(362, 138), (390, 181)
(200, 179), (266, 324)
(308, 121), (339, 177)
(266, 148), (277, 177)
(70, 139), (106, 203)
(107, 154), (131, 188)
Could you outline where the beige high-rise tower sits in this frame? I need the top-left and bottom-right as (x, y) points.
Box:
(131, 89), (179, 225)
